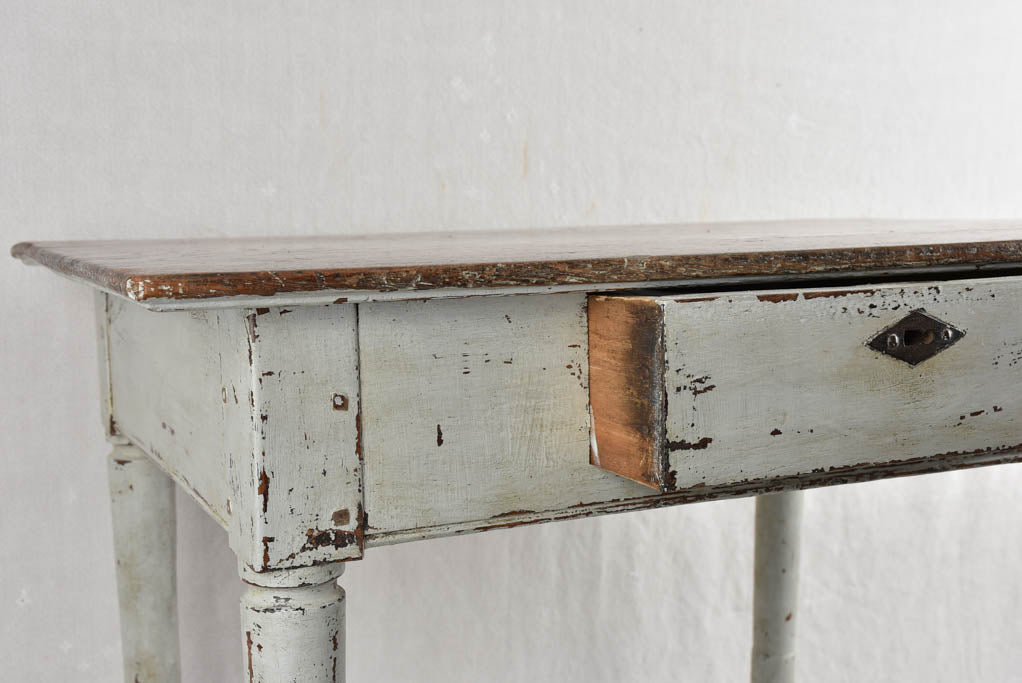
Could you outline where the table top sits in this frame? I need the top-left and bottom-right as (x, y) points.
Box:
(12, 220), (1022, 307)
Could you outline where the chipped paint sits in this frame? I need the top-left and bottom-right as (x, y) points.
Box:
(757, 292), (800, 303)
(589, 276), (1022, 494)
(803, 288), (876, 299)
(667, 437), (713, 451)
(331, 509), (350, 526)
(370, 444), (1022, 547)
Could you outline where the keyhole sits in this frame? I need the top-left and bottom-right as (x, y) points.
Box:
(903, 328), (935, 346)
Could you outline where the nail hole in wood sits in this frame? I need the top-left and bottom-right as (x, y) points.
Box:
(332, 394), (349, 411)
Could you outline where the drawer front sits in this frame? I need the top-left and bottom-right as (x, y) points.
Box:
(589, 277), (1022, 492)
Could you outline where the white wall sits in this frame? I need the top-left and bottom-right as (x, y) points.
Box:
(3, 1), (1022, 680)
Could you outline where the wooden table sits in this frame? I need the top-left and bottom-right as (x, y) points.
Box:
(12, 220), (1022, 682)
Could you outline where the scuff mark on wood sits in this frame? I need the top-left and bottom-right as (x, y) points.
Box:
(681, 295), (722, 304)
(301, 528), (359, 551)
(258, 469), (270, 514)
(803, 288), (876, 300)
(355, 411), (363, 459)
(261, 536), (274, 567)
(246, 631), (254, 683)
(667, 437), (713, 451)
(489, 509), (538, 518)
(757, 293), (800, 303)
(331, 509), (350, 526)
(688, 375), (716, 396)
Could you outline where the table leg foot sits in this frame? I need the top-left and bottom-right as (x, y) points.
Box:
(108, 443), (181, 682)
(751, 490), (804, 683)
(240, 568), (346, 683)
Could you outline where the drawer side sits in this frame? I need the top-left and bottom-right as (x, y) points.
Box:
(588, 295), (666, 489)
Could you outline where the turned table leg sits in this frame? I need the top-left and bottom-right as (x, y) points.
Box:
(751, 491), (804, 683)
(241, 566), (346, 683)
(108, 443), (182, 683)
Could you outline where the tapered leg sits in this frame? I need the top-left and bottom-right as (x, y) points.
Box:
(108, 443), (181, 682)
(751, 491), (804, 683)
(241, 567), (346, 683)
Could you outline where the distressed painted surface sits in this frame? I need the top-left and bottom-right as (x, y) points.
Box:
(106, 297), (364, 576)
(107, 297), (237, 526)
(242, 305), (364, 573)
(358, 293), (654, 535)
(591, 276), (1022, 492)
(104, 275), (1022, 557)
(240, 575), (345, 683)
(108, 444), (181, 683)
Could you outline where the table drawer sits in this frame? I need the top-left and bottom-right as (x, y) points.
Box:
(588, 277), (1022, 492)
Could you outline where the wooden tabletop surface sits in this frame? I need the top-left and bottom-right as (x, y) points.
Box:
(12, 220), (1022, 306)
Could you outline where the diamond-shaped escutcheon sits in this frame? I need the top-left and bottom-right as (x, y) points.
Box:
(866, 309), (965, 366)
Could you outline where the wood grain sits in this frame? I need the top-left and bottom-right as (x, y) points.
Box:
(13, 220), (1022, 306)
(587, 295), (665, 488)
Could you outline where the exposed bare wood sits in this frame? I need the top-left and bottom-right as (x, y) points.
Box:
(588, 295), (665, 488)
(13, 220), (1022, 306)
(590, 276), (1022, 493)
(358, 293), (654, 534)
